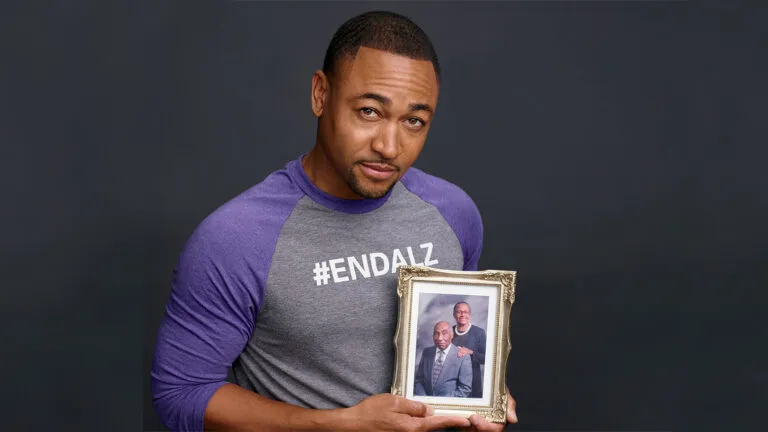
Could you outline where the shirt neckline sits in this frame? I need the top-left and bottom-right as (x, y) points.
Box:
(454, 324), (472, 336)
(437, 344), (452, 358)
(287, 154), (395, 214)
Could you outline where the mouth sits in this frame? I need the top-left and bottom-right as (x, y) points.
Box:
(358, 161), (398, 181)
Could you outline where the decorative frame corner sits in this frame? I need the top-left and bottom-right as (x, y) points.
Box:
(391, 266), (517, 423)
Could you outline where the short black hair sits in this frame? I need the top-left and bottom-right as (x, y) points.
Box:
(322, 11), (440, 84)
(453, 302), (471, 314)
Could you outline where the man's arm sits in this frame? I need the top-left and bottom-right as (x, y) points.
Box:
(205, 384), (470, 431)
(152, 216), (472, 431)
(452, 356), (473, 398)
(206, 384), (342, 430)
(151, 215), (263, 431)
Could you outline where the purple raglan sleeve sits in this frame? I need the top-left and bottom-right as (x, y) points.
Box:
(150, 171), (302, 431)
(400, 168), (484, 270)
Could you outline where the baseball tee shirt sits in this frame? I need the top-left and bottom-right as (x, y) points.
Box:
(151, 154), (483, 431)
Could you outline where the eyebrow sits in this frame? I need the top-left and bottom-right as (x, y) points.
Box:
(353, 92), (434, 114)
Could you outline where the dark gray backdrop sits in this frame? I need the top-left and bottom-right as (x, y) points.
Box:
(2, 1), (765, 431)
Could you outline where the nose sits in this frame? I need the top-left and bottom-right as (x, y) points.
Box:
(371, 123), (399, 160)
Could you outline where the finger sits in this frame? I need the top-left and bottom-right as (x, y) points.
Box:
(506, 392), (518, 424)
(392, 396), (433, 417)
(469, 414), (504, 432)
(421, 415), (472, 431)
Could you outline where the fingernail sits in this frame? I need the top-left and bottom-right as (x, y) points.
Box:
(426, 405), (434, 416)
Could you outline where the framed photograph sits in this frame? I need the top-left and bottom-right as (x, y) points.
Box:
(391, 265), (516, 423)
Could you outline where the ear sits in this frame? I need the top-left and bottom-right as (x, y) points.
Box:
(311, 70), (330, 117)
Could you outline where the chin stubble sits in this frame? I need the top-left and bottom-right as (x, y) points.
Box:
(346, 163), (398, 199)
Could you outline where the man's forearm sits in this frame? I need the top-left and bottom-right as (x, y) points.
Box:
(205, 383), (354, 432)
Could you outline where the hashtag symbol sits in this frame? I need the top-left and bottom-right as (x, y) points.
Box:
(312, 261), (331, 286)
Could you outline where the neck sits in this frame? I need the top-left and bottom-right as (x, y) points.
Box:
(456, 323), (470, 332)
(303, 145), (363, 200)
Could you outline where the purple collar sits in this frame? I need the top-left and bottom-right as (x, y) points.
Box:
(287, 154), (395, 214)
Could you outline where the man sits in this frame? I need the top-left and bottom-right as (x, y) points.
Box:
(151, 10), (517, 432)
(414, 321), (473, 397)
(452, 302), (487, 398)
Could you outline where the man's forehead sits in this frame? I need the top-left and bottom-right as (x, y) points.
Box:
(333, 47), (438, 101)
(338, 46), (436, 75)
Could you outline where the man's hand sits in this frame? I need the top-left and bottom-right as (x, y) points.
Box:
(457, 346), (474, 357)
(464, 388), (517, 432)
(341, 393), (471, 431)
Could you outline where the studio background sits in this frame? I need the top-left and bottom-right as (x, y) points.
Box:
(2, 1), (764, 431)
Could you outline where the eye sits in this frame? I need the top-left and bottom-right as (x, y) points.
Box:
(405, 117), (426, 129)
(360, 107), (379, 119)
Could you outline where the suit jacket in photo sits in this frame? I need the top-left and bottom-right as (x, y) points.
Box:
(413, 343), (472, 397)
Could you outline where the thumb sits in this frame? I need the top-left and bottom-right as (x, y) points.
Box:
(507, 394), (518, 423)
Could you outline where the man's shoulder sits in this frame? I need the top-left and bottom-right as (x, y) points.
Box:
(400, 166), (484, 270)
(186, 167), (305, 254)
(400, 166), (478, 213)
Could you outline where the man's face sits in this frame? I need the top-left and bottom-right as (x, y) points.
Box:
(454, 303), (471, 327)
(312, 46), (439, 199)
(433, 321), (453, 350)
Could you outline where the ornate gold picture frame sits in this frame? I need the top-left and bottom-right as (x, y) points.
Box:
(391, 266), (516, 423)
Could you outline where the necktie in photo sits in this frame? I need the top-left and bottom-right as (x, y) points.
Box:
(432, 350), (444, 389)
